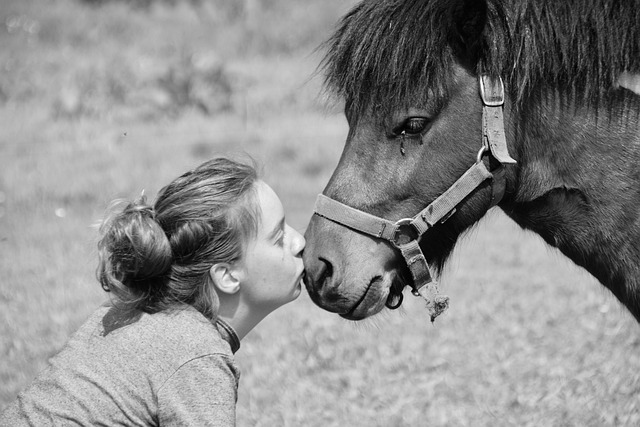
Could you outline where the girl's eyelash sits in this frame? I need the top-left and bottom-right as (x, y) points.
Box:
(275, 232), (284, 247)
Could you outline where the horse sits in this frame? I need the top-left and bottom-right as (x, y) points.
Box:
(303, 0), (640, 323)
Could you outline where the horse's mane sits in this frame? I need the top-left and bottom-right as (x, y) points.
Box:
(321, 0), (640, 117)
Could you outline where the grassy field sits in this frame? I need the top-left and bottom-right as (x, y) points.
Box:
(1, 1), (639, 425)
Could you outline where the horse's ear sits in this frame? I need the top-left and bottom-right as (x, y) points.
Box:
(448, 0), (488, 67)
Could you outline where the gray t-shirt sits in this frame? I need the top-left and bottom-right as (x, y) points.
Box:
(0, 304), (240, 426)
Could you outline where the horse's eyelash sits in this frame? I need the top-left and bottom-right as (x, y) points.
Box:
(394, 119), (428, 136)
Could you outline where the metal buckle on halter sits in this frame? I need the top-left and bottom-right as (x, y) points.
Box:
(479, 75), (505, 107)
(390, 218), (420, 247)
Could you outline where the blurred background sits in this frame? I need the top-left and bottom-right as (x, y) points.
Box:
(1, 0), (639, 425)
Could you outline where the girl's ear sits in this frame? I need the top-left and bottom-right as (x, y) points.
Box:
(209, 263), (241, 295)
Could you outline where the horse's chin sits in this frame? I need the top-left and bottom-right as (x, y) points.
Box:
(339, 271), (405, 320)
(332, 240), (448, 321)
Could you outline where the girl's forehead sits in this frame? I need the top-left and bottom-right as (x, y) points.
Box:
(254, 180), (284, 234)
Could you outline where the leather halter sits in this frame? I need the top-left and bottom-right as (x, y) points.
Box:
(313, 75), (516, 322)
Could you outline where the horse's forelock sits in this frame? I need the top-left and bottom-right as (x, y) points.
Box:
(320, 0), (455, 119)
(321, 0), (640, 116)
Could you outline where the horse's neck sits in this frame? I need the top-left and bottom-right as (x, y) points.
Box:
(502, 89), (640, 320)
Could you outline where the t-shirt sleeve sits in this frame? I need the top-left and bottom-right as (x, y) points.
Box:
(157, 354), (239, 427)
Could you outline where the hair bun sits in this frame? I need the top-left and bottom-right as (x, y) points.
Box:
(97, 197), (172, 304)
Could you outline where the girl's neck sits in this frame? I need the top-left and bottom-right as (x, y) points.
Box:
(216, 297), (271, 341)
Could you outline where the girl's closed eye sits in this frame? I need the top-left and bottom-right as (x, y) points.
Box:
(269, 217), (286, 247)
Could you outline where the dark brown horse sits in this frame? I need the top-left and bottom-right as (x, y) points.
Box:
(303, 0), (640, 322)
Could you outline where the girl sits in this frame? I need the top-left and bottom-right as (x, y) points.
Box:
(0, 157), (306, 426)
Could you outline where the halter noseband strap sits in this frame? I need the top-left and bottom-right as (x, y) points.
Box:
(313, 75), (516, 322)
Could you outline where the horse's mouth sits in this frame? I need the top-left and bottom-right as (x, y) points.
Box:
(340, 271), (407, 320)
(340, 276), (386, 320)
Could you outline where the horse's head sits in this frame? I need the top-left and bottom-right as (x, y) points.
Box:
(304, 0), (511, 319)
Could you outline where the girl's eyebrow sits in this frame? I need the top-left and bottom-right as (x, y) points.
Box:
(267, 217), (285, 241)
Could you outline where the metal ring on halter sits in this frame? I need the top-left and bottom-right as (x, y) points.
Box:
(476, 145), (489, 164)
(390, 218), (420, 248)
(385, 291), (404, 309)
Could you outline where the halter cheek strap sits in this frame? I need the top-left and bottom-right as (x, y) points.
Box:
(313, 75), (516, 322)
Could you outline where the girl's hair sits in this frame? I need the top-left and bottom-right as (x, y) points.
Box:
(96, 157), (259, 321)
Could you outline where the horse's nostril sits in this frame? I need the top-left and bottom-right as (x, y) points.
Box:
(316, 257), (333, 289)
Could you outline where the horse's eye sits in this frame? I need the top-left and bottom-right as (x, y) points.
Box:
(395, 117), (429, 136)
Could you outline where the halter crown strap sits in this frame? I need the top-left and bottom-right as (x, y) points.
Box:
(479, 75), (517, 164)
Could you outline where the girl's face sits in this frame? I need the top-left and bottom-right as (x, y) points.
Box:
(238, 180), (305, 312)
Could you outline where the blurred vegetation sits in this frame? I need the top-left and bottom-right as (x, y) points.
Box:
(80, 0), (206, 7)
(0, 0), (348, 122)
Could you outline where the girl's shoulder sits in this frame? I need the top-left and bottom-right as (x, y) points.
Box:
(0, 306), (236, 426)
(89, 304), (236, 385)
(66, 303), (234, 377)
(98, 304), (229, 355)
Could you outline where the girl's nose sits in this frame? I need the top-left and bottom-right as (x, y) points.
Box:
(290, 227), (306, 256)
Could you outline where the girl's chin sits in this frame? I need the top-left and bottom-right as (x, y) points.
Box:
(287, 280), (303, 301)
